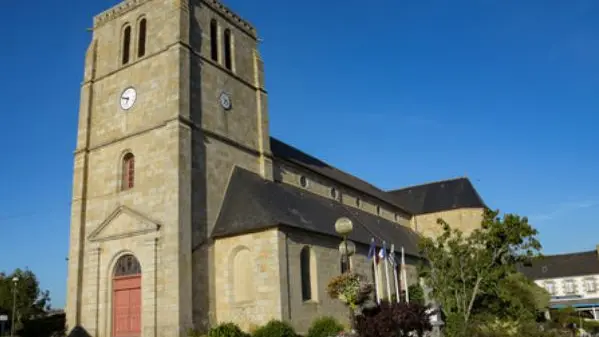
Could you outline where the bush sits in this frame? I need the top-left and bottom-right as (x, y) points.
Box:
(355, 301), (432, 337)
(252, 320), (296, 337)
(307, 316), (344, 337)
(207, 322), (248, 337)
(18, 313), (66, 337)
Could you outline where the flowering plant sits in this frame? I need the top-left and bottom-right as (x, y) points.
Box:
(327, 273), (374, 311)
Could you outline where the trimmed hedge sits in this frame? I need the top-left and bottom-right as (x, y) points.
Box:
(306, 316), (344, 337)
(252, 320), (296, 337)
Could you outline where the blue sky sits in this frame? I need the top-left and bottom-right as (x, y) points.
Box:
(0, 0), (598, 309)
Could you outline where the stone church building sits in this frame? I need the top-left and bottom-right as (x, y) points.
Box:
(65, 0), (487, 336)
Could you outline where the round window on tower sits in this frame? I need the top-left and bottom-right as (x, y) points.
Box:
(299, 175), (308, 188)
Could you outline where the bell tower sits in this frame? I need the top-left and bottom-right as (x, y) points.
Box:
(66, 0), (271, 336)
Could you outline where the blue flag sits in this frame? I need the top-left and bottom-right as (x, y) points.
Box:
(367, 238), (376, 260)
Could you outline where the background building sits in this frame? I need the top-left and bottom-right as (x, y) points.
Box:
(519, 246), (599, 321)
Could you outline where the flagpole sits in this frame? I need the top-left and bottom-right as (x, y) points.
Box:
(383, 242), (392, 302)
(391, 244), (400, 303)
(374, 256), (381, 304)
(401, 246), (409, 303)
(370, 238), (381, 304)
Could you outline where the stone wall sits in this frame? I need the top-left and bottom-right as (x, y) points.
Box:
(273, 161), (411, 228)
(280, 227), (420, 334)
(185, 1), (271, 331)
(412, 208), (484, 238)
(213, 229), (284, 331)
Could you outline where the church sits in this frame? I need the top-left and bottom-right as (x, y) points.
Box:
(65, 1), (488, 337)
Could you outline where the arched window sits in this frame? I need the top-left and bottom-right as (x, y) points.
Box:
(137, 18), (147, 58)
(210, 19), (218, 62)
(232, 248), (253, 302)
(122, 25), (132, 65)
(300, 246), (317, 301)
(121, 153), (135, 190)
(223, 29), (232, 70)
(114, 254), (142, 277)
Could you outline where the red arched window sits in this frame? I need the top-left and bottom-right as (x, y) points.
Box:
(122, 153), (135, 190)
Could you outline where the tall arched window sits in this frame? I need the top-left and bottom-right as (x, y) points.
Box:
(137, 18), (147, 58)
(232, 247), (253, 302)
(223, 29), (232, 70)
(122, 25), (132, 65)
(121, 153), (135, 190)
(300, 246), (318, 301)
(210, 19), (219, 62)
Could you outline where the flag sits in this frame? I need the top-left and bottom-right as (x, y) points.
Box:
(377, 245), (386, 265)
(389, 246), (398, 267)
(367, 238), (376, 260)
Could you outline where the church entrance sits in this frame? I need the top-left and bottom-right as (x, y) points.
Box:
(112, 255), (142, 337)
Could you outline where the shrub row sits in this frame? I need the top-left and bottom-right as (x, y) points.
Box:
(189, 316), (344, 337)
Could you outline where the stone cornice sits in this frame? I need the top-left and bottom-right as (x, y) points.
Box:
(201, 0), (256, 37)
(93, 0), (257, 38)
(93, 0), (148, 28)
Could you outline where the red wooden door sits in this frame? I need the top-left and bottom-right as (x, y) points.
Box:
(113, 276), (142, 337)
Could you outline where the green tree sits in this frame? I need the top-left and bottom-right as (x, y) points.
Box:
(0, 269), (51, 331)
(418, 209), (543, 337)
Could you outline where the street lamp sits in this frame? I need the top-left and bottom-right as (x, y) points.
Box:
(335, 217), (355, 269)
(429, 304), (444, 337)
(335, 217), (356, 331)
(11, 276), (18, 337)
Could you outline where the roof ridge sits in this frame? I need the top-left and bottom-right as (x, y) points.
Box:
(540, 250), (597, 258)
(389, 176), (470, 193)
(269, 137), (393, 200)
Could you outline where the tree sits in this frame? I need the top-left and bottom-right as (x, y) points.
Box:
(418, 208), (543, 337)
(0, 268), (51, 331)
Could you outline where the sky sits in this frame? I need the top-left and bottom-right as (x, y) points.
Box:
(0, 0), (598, 310)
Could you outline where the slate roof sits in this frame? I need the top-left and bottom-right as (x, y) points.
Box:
(387, 177), (487, 214)
(518, 250), (599, 280)
(270, 137), (412, 215)
(211, 166), (422, 257)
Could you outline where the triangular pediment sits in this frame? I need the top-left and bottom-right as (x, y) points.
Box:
(87, 205), (161, 242)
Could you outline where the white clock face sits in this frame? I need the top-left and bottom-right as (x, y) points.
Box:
(219, 92), (232, 110)
(120, 87), (137, 110)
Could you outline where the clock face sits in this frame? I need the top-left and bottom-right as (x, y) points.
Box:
(120, 87), (137, 110)
(219, 92), (232, 110)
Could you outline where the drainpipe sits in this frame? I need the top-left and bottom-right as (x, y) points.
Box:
(285, 232), (292, 321)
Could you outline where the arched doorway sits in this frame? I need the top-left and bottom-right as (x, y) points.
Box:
(112, 254), (142, 337)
